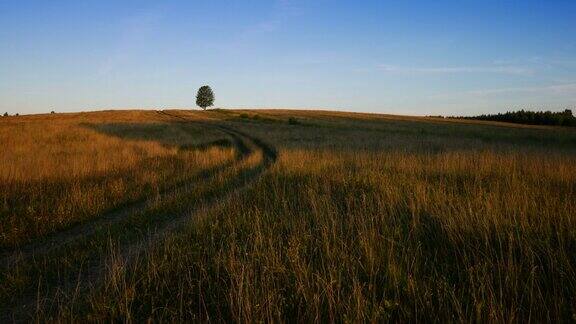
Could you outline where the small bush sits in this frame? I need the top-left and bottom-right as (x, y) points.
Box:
(240, 113), (249, 119)
(288, 117), (299, 125)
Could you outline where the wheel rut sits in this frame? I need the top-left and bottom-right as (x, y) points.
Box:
(0, 118), (249, 270)
(118, 110), (277, 263)
(1, 111), (277, 322)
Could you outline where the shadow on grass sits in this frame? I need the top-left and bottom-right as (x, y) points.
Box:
(0, 121), (243, 254)
(81, 122), (233, 151)
(0, 116), (278, 322)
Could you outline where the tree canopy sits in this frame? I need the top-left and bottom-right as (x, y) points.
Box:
(196, 86), (215, 110)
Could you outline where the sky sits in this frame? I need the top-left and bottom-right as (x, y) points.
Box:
(1, 0), (575, 116)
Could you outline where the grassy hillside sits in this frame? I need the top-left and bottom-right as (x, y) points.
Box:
(1, 109), (575, 322)
(0, 111), (235, 247)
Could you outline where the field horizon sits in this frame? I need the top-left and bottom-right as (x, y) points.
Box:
(7, 107), (574, 129)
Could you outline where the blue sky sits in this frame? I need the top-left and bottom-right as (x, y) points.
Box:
(1, 0), (575, 115)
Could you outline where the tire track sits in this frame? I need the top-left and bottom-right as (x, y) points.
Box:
(157, 110), (277, 162)
(0, 118), (249, 269)
(1, 111), (277, 322)
(115, 110), (277, 262)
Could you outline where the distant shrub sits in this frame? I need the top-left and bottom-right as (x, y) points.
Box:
(238, 113), (277, 123)
(15, 113), (19, 116)
(288, 117), (299, 125)
(2, 112), (7, 117)
(51, 111), (55, 114)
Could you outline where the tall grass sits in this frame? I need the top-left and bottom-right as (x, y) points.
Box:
(58, 110), (576, 322)
(0, 110), (267, 320)
(3, 109), (576, 322)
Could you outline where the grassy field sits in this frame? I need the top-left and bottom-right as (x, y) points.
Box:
(0, 111), (236, 247)
(1, 109), (575, 322)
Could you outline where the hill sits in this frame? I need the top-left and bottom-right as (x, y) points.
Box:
(1, 109), (575, 322)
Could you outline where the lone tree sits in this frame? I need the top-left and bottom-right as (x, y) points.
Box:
(196, 85), (215, 110)
(3, 112), (8, 117)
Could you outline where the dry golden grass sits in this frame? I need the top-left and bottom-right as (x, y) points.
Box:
(78, 145), (576, 322)
(2, 109), (576, 322)
(0, 110), (235, 247)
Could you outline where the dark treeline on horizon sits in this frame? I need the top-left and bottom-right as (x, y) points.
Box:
(455, 109), (576, 127)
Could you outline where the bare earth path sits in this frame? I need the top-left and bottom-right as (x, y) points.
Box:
(1, 111), (277, 322)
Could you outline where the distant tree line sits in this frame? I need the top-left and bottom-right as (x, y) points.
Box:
(455, 109), (576, 127)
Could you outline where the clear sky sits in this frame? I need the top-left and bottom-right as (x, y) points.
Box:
(1, 0), (575, 116)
